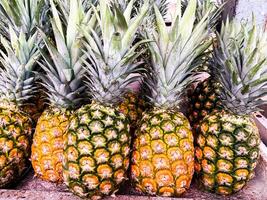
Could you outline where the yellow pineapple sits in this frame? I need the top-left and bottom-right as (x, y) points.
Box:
(119, 91), (145, 129)
(32, 109), (71, 182)
(131, 0), (211, 196)
(31, 0), (91, 182)
(132, 109), (195, 196)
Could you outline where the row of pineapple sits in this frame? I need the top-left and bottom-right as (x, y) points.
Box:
(0, 0), (266, 199)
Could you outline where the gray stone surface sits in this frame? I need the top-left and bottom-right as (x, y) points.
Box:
(235, 0), (267, 27)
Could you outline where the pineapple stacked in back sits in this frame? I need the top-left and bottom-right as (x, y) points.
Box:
(188, 77), (222, 130)
(195, 19), (267, 195)
(31, 0), (90, 183)
(186, 0), (226, 129)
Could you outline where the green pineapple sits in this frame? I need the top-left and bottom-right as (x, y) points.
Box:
(195, 18), (267, 195)
(131, 0), (211, 197)
(62, 0), (149, 199)
(0, 0), (49, 123)
(0, 26), (40, 187)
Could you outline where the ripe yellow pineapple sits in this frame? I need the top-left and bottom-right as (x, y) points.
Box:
(132, 109), (195, 196)
(195, 19), (266, 195)
(63, 0), (149, 198)
(131, 0), (211, 196)
(32, 109), (71, 182)
(31, 0), (90, 182)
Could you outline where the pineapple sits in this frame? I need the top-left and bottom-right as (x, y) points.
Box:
(195, 19), (267, 195)
(62, 0), (149, 198)
(185, 0), (224, 129)
(31, 0), (91, 183)
(119, 91), (145, 130)
(131, 0), (211, 197)
(0, 0), (49, 123)
(182, 0), (223, 29)
(21, 92), (47, 124)
(0, 26), (40, 187)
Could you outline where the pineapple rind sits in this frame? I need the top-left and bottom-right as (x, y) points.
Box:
(119, 92), (145, 129)
(195, 111), (260, 195)
(0, 106), (32, 187)
(31, 108), (72, 183)
(187, 77), (222, 131)
(131, 108), (194, 197)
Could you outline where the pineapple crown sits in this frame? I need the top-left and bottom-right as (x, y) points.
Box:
(82, 0), (149, 105)
(134, 0), (169, 35)
(0, 26), (41, 106)
(182, 0), (224, 31)
(212, 18), (267, 115)
(0, 0), (49, 39)
(55, 0), (96, 25)
(38, 0), (94, 109)
(144, 0), (211, 109)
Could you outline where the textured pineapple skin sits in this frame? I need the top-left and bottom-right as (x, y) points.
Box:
(31, 108), (71, 183)
(0, 107), (32, 187)
(187, 77), (221, 131)
(21, 94), (46, 125)
(63, 102), (131, 199)
(131, 108), (194, 197)
(195, 111), (260, 195)
(119, 92), (145, 129)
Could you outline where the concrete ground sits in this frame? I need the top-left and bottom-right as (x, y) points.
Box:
(235, 0), (267, 27)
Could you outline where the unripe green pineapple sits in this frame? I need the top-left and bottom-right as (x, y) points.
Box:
(195, 18), (267, 195)
(63, 0), (149, 199)
(0, 0), (49, 124)
(195, 112), (260, 194)
(0, 27), (40, 187)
